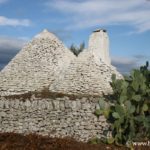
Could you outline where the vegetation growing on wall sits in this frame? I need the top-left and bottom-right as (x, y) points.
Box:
(95, 61), (150, 148)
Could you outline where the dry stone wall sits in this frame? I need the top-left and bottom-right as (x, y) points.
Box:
(49, 51), (122, 95)
(0, 30), (75, 96)
(0, 29), (121, 142)
(0, 29), (122, 97)
(0, 96), (110, 142)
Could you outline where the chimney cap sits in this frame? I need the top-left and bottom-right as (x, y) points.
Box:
(93, 29), (107, 33)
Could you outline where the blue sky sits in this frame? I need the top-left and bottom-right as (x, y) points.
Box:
(0, 0), (150, 74)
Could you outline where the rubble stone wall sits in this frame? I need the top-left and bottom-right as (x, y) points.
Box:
(0, 30), (122, 97)
(0, 96), (109, 142)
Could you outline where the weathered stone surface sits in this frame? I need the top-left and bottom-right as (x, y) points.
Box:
(49, 50), (122, 95)
(0, 29), (122, 96)
(0, 29), (121, 142)
(0, 29), (75, 96)
(0, 96), (110, 142)
(89, 29), (110, 65)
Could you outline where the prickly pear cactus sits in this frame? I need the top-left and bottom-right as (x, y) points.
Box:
(95, 61), (150, 146)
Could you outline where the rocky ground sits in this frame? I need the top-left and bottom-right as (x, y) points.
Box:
(0, 133), (149, 150)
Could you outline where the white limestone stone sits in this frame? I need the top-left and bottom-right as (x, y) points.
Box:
(0, 29), (122, 96)
(88, 29), (111, 65)
(0, 29), (75, 96)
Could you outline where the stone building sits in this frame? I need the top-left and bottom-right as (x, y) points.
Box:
(0, 29), (122, 96)
(0, 29), (123, 142)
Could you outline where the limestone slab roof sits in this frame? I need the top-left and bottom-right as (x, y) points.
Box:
(49, 51), (122, 96)
(0, 30), (75, 96)
(0, 29), (122, 96)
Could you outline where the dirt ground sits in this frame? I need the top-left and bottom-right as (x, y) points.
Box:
(0, 133), (149, 150)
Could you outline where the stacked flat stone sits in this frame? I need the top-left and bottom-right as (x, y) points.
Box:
(0, 29), (122, 96)
(0, 29), (75, 96)
(49, 51), (121, 95)
(0, 96), (110, 142)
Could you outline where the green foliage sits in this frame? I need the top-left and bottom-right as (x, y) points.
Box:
(70, 42), (85, 56)
(88, 137), (101, 144)
(95, 61), (150, 146)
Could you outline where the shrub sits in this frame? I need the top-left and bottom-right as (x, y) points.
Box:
(95, 61), (150, 147)
(70, 42), (85, 56)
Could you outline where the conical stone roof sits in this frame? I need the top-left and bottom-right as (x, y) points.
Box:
(49, 51), (122, 96)
(0, 29), (122, 96)
(0, 29), (75, 96)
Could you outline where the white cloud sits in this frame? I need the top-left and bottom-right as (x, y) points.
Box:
(0, 16), (31, 26)
(0, 37), (28, 70)
(46, 0), (150, 32)
(0, 37), (27, 52)
(111, 56), (137, 73)
(111, 55), (150, 74)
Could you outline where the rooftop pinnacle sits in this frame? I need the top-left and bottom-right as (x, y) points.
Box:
(34, 29), (57, 39)
(43, 29), (49, 32)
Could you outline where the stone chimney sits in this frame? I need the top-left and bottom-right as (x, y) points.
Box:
(88, 29), (111, 65)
